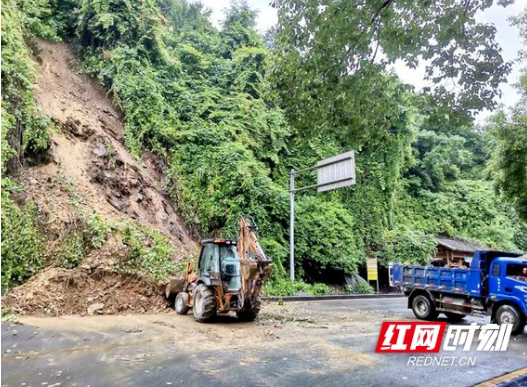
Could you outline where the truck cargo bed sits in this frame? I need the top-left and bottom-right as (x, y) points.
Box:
(397, 266), (472, 295)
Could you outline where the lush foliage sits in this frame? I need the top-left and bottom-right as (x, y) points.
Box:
(1, 186), (46, 287)
(272, 0), (512, 142)
(379, 228), (437, 266)
(486, 9), (527, 222)
(119, 223), (177, 282)
(295, 197), (363, 279)
(262, 278), (329, 296)
(1, 0), (57, 286)
(349, 282), (375, 295)
(1, 0), (57, 173)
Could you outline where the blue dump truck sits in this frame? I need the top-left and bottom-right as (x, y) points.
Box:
(393, 250), (527, 335)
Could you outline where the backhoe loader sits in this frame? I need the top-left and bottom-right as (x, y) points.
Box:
(165, 216), (272, 322)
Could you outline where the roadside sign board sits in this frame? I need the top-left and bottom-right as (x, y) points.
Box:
(317, 151), (355, 192)
(367, 258), (378, 281)
(289, 150), (356, 281)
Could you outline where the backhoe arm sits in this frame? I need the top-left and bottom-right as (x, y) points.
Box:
(237, 216), (272, 307)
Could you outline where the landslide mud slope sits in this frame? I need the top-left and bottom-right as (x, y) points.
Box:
(3, 40), (198, 316)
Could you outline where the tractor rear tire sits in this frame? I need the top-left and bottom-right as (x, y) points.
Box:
(496, 304), (525, 335)
(193, 284), (216, 323)
(444, 312), (466, 322)
(175, 292), (190, 315)
(412, 294), (439, 321)
(237, 300), (260, 322)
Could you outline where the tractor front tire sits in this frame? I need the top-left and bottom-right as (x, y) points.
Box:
(193, 284), (216, 323)
(175, 292), (190, 315)
(237, 300), (260, 322)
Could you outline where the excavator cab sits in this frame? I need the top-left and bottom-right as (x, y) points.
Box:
(197, 239), (241, 292)
(169, 216), (272, 323)
(218, 244), (242, 292)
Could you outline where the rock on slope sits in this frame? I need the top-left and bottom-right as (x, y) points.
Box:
(3, 40), (198, 316)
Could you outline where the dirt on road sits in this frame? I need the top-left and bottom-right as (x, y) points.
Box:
(3, 300), (527, 387)
(5, 300), (386, 370)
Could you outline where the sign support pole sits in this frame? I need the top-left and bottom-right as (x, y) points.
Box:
(290, 170), (295, 281)
(288, 151), (355, 284)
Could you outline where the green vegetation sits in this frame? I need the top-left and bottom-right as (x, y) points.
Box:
(119, 223), (176, 282)
(272, 0), (510, 140)
(1, 0), (57, 287)
(349, 283), (375, 295)
(263, 279), (329, 297)
(1, 0), (526, 292)
(59, 213), (112, 269)
(486, 9), (527, 222)
(1, 186), (46, 287)
(1, 311), (19, 323)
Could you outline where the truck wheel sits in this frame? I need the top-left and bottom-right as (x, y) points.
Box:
(444, 312), (466, 322)
(193, 284), (216, 323)
(175, 292), (190, 315)
(496, 305), (525, 336)
(237, 301), (260, 322)
(412, 294), (439, 321)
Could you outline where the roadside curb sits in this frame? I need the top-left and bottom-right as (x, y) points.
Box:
(471, 367), (527, 387)
(262, 293), (404, 302)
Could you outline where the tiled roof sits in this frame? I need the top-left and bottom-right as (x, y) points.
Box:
(435, 236), (482, 253)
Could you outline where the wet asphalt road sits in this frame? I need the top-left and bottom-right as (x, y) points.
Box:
(2, 298), (526, 387)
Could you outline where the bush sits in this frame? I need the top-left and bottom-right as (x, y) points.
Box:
(351, 282), (375, 294)
(119, 224), (176, 283)
(262, 278), (329, 296)
(59, 212), (112, 269)
(1, 186), (45, 288)
(295, 196), (363, 279)
(379, 228), (436, 265)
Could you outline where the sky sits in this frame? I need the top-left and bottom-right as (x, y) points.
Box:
(198, 0), (525, 121)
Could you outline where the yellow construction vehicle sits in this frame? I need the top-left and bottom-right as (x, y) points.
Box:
(165, 216), (272, 322)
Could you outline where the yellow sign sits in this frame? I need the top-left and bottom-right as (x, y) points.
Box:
(367, 258), (378, 281)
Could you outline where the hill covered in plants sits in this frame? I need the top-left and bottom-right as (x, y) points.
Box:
(2, 0), (526, 300)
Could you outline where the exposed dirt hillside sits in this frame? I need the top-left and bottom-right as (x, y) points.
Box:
(3, 40), (198, 316)
(32, 39), (193, 245)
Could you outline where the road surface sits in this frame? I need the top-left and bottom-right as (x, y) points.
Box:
(2, 298), (526, 387)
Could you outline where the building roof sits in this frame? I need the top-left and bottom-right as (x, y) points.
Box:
(435, 236), (483, 253)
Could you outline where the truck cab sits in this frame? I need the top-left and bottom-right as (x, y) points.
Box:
(488, 258), (527, 329)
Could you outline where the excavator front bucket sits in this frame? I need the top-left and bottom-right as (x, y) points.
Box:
(165, 278), (186, 299)
(165, 261), (195, 299)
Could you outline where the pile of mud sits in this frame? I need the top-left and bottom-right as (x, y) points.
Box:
(3, 242), (170, 316)
(3, 268), (169, 316)
(2, 268), (168, 316)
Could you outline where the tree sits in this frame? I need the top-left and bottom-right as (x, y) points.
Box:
(271, 0), (512, 143)
(295, 196), (363, 281)
(405, 130), (472, 192)
(486, 8), (527, 221)
(219, 0), (262, 58)
(486, 78), (527, 221)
